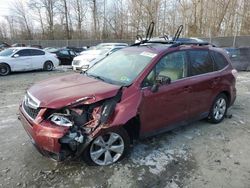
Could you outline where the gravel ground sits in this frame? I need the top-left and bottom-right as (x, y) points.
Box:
(0, 68), (250, 188)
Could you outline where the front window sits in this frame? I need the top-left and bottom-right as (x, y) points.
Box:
(0, 48), (18, 56)
(142, 51), (188, 87)
(86, 50), (156, 86)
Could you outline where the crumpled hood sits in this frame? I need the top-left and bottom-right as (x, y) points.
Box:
(28, 74), (120, 108)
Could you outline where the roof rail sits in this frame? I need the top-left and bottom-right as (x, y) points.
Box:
(132, 40), (216, 47)
(170, 41), (216, 48)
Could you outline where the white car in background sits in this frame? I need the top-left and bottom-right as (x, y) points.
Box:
(0, 47), (60, 76)
(72, 46), (126, 71)
(89, 43), (128, 50)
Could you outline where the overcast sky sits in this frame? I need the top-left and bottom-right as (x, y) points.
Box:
(0, 0), (11, 18)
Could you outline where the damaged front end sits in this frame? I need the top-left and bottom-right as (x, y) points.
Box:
(45, 89), (122, 161)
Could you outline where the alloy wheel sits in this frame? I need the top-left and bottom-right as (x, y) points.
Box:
(0, 65), (10, 76)
(213, 98), (226, 121)
(90, 132), (125, 165)
(44, 61), (53, 71)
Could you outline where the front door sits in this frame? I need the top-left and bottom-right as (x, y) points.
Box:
(11, 49), (32, 71)
(139, 51), (191, 136)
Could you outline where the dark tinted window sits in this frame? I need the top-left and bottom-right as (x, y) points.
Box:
(189, 50), (213, 76)
(16, 49), (30, 56)
(211, 51), (228, 70)
(30, 49), (45, 56)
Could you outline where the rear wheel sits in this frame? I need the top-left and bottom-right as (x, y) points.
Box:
(208, 93), (228, 124)
(43, 61), (54, 71)
(0, 63), (10, 76)
(83, 128), (130, 166)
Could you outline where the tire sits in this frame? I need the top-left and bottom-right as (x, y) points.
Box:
(43, 61), (54, 71)
(83, 128), (130, 166)
(208, 93), (228, 124)
(0, 63), (10, 76)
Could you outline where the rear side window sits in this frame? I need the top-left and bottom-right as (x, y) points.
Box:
(188, 50), (213, 76)
(211, 51), (228, 70)
(30, 49), (45, 56)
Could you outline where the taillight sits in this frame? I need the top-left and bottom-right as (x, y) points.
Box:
(231, 69), (238, 79)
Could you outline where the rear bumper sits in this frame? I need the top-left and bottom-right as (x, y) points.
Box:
(19, 105), (69, 159)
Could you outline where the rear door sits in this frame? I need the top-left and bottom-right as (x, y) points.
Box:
(11, 49), (32, 71)
(139, 51), (192, 136)
(186, 49), (219, 120)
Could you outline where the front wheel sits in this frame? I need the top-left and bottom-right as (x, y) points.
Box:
(0, 63), (10, 76)
(43, 61), (54, 71)
(83, 128), (130, 166)
(208, 93), (228, 124)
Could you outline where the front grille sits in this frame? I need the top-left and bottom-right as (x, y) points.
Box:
(23, 102), (40, 120)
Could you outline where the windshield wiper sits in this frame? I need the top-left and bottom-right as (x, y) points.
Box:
(86, 72), (106, 82)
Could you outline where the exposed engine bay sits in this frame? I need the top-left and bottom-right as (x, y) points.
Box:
(47, 89), (122, 161)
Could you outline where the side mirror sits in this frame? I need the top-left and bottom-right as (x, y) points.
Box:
(13, 54), (19, 58)
(151, 75), (171, 92)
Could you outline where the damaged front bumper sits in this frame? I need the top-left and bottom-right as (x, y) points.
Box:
(19, 106), (67, 159)
(19, 89), (123, 162)
(19, 106), (91, 161)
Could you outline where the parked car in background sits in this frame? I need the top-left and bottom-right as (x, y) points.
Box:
(224, 47), (250, 71)
(72, 46), (125, 71)
(0, 42), (11, 51)
(30, 44), (43, 49)
(19, 41), (236, 165)
(48, 48), (77, 65)
(65, 46), (86, 55)
(0, 47), (59, 76)
(90, 43), (128, 50)
(12, 43), (26, 47)
(43, 47), (58, 52)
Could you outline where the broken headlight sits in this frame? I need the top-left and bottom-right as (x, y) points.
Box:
(50, 115), (73, 127)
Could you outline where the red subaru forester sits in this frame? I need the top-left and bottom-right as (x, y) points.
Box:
(19, 41), (236, 165)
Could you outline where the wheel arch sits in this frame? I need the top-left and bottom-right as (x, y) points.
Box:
(0, 62), (11, 72)
(220, 90), (231, 105)
(0, 62), (11, 69)
(123, 115), (141, 143)
(44, 60), (54, 66)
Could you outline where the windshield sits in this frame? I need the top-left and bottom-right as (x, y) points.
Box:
(86, 50), (156, 86)
(0, 48), (17, 56)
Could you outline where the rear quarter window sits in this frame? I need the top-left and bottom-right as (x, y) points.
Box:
(30, 49), (45, 56)
(211, 51), (228, 70)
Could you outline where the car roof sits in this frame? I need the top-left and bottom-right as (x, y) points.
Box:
(98, 43), (128, 46)
(8, 47), (44, 50)
(122, 42), (221, 55)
